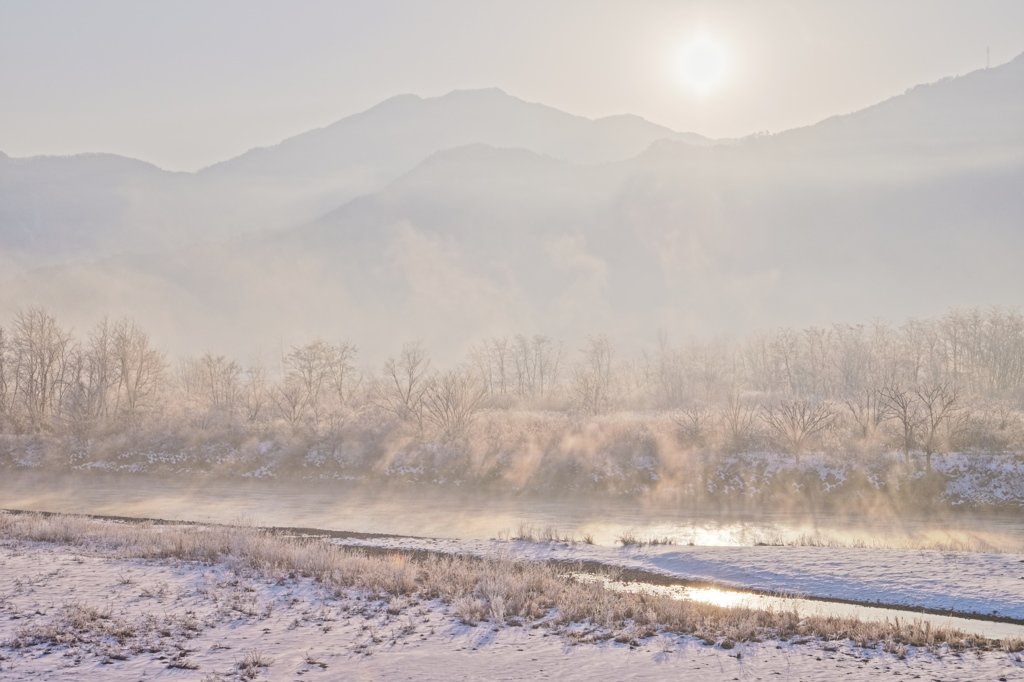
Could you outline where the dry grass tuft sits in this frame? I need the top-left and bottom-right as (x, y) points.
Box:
(617, 529), (676, 546)
(509, 522), (578, 544)
(237, 649), (274, 679)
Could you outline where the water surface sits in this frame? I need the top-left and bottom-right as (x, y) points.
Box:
(3, 471), (1022, 551)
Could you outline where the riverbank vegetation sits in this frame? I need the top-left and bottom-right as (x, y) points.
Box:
(1, 307), (1023, 506)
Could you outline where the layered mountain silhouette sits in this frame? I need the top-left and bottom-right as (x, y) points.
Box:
(0, 89), (710, 277)
(1, 55), (1022, 360)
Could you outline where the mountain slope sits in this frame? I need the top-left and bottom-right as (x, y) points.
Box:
(0, 90), (708, 279)
(3, 143), (1019, 361)
(190, 88), (713, 236)
(761, 52), (1024, 160)
(1, 56), (1022, 358)
(0, 153), (190, 275)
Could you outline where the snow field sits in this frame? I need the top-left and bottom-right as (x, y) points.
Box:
(1, 512), (1023, 680)
(1, 541), (1023, 681)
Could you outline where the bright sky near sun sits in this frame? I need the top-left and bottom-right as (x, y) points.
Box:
(676, 34), (731, 95)
(1, 0), (1022, 171)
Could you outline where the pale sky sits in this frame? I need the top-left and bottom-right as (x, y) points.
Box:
(2, 0), (1022, 172)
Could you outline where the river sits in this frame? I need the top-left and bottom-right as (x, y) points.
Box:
(2, 470), (1022, 551)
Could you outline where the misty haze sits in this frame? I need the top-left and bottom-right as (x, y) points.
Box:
(1, 3), (1024, 680)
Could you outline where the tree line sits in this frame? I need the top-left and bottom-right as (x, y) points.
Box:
(2, 306), (1023, 463)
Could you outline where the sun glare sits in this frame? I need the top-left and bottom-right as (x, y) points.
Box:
(676, 35), (729, 95)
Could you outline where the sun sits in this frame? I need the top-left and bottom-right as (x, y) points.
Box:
(675, 35), (729, 95)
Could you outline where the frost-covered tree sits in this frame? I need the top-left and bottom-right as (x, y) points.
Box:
(372, 341), (431, 429)
(760, 398), (838, 463)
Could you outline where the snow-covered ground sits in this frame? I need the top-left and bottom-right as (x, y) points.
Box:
(1, 540), (1022, 681)
(335, 536), (1024, 622)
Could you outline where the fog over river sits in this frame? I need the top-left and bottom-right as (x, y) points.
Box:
(3, 471), (1021, 552)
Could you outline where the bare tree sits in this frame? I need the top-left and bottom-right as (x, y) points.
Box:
(242, 360), (269, 424)
(760, 398), (837, 463)
(284, 340), (332, 430)
(0, 325), (8, 424)
(177, 353), (240, 428)
(744, 330), (779, 394)
(327, 341), (360, 408)
(881, 383), (921, 462)
(277, 339), (360, 431)
(509, 334), (565, 402)
(270, 379), (307, 429)
(674, 404), (715, 448)
(914, 381), (962, 470)
(688, 339), (731, 406)
(112, 316), (165, 425)
(720, 389), (756, 454)
(372, 341), (431, 429)
(422, 367), (488, 440)
(843, 387), (891, 443)
(469, 336), (511, 401)
(84, 318), (116, 422)
(61, 318), (117, 437)
(534, 335), (564, 400)
(569, 335), (615, 414)
(8, 307), (74, 430)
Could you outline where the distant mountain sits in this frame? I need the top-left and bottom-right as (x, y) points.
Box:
(761, 52), (1024, 160)
(202, 88), (712, 177)
(1, 56), (1022, 359)
(0, 90), (710, 279)
(0, 153), (185, 276)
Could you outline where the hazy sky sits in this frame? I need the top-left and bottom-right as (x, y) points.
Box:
(2, 0), (1022, 172)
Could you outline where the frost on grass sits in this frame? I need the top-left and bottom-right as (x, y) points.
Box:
(3, 511), (1023, 674)
(6, 601), (202, 666)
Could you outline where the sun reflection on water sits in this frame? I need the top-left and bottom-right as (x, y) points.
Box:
(684, 586), (758, 609)
(575, 574), (1024, 641)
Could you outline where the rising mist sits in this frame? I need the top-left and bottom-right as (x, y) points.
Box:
(3, 6), (1024, 677)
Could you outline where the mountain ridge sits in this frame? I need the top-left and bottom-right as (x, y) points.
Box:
(0, 88), (713, 279)
(2, 56), (1023, 360)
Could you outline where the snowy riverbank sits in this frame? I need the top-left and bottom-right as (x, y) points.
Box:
(334, 535), (1024, 622)
(2, 538), (1023, 681)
